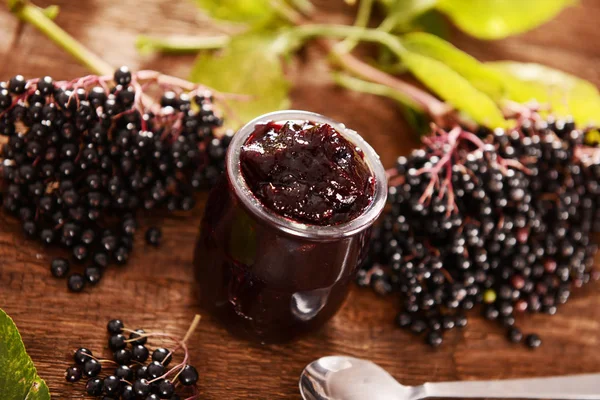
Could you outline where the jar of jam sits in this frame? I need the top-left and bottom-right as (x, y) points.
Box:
(194, 110), (387, 343)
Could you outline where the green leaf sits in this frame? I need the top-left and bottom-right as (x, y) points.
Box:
(488, 61), (600, 126)
(401, 50), (507, 128)
(401, 32), (507, 100)
(0, 309), (50, 400)
(378, 0), (437, 32)
(190, 32), (290, 128)
(436, 0), (577, 40)
(193, 0), (273, 24)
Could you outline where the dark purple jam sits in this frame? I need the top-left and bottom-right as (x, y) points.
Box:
(239, 121), (375, 226)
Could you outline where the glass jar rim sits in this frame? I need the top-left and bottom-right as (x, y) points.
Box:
(226, 110), (388, 240)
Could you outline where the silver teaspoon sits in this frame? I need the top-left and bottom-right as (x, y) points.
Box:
(299, 356), (600, 400)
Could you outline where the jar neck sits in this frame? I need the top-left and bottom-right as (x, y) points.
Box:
(226, 110), (388, 241)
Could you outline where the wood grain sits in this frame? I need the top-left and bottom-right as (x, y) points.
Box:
(0, 1), (599, 398)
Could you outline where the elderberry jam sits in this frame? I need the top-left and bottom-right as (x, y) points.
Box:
(195, 111), (386, 343)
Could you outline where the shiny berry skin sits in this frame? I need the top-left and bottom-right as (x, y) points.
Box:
(115, 365), (134, 381)
(507, 327), (523, 343)
(133, 378), (151, 397)
(84, 359), (102, 377)
(114, 348), (132, 365)
(37, 76), (54, 95)
(84, 265), (103, 285)
(86, 378), (104, 395)
(136, 365), (149, 380)
(146, 394), (160, 400)
(147, 361), (165, 379)
(132, 344), (150, 363)
(103, 375), (122, 395)
(51, 258), (70, 278)
(129, 329), (147, 345)
(178, 365), (199, 386)
(152, 348), (172, 366)
(114, 66), (132, 86)
(121, 385), (136, 400)
(114, 246), (129, 265)
(74, 347), (93, 364)
(426, 331), (443, 347)
(93, 252), (110, 268)
(8, 75), (26, 94)
(107, 319), (124, 334)
(65, 366), (82, 382)
(145, 227), (162, 246)
(108, 333), (127, 351)
(525, 334), (542, 349)
(67, 274), (85, 292)
(156, 379), (175, 398)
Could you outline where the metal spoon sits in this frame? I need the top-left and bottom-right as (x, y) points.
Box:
(299, 356), (600, 400)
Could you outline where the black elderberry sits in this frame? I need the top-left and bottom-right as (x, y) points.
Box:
(103, 375), (122, 396)
(37, 76), (54, 95)
(133, 378), (151, 397)
(73, 245), (88, 263)
(121, 385), (136, 400)
(93, 252), (110, 268)
(107, 319), (124, 334)
(132, 344), (150, 363)
(157, 379), (175, 398)
(145, 227), (162, 246)
(84, 359), (102, 377)
(67, 273), (85, 292)
(114, 66), (132, 86)
(178, 365), (199, 386)
(115, 365), (134, 381)
(525, 334), (542, 349)
(65, 366), (82, 382)
(136, 365), (150, 380)
(114, 348), (132, 365)
(108, 333), (127, 351)
(426, 331), (443, 347)
(51, 258), (70, 278)
(147, 360), (165, 379)
(114, 246), (129, 265)
(152, 348), (172, 366)
(8, 75), (26, 94)
(507, 327), (523, 343)
(86, 377), (104, 396)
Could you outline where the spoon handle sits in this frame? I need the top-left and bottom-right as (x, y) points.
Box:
(419, 373), (600, 400)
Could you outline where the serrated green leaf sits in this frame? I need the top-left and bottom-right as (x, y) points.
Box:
(401, 32), (507, 99)
(190, 33), (290, 128)
(436, 0), (577, 40)
(488, 61), (600, 126)
(193, 0), (273, 24)
(0, 309), (50, 400)
(401, 50), (506, 128)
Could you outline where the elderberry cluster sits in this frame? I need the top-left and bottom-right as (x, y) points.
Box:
(359, 116), (600, 348)
(0, 68), (231, 292)
(65, 319), (199, 399)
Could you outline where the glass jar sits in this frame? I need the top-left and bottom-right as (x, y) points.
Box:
(194, 110), (387, 343)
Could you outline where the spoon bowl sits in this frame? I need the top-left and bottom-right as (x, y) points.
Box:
(300, 355), (600, 400)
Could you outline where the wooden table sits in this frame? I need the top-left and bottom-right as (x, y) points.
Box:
(1, 1), (599, 398)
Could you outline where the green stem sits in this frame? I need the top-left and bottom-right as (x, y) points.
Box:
(286, 25), (448, 116)
(337, 0), (375, 53)
(333, 72), (423, 112)
(377, 0), (437, 33)
(289, 24), (407, 58)
(8, 0), (113, 76)
(136, 35), (230, 55)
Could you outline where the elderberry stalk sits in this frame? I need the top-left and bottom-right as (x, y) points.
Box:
(0, 67), (232, 292)
(359, 108), (600, 348)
